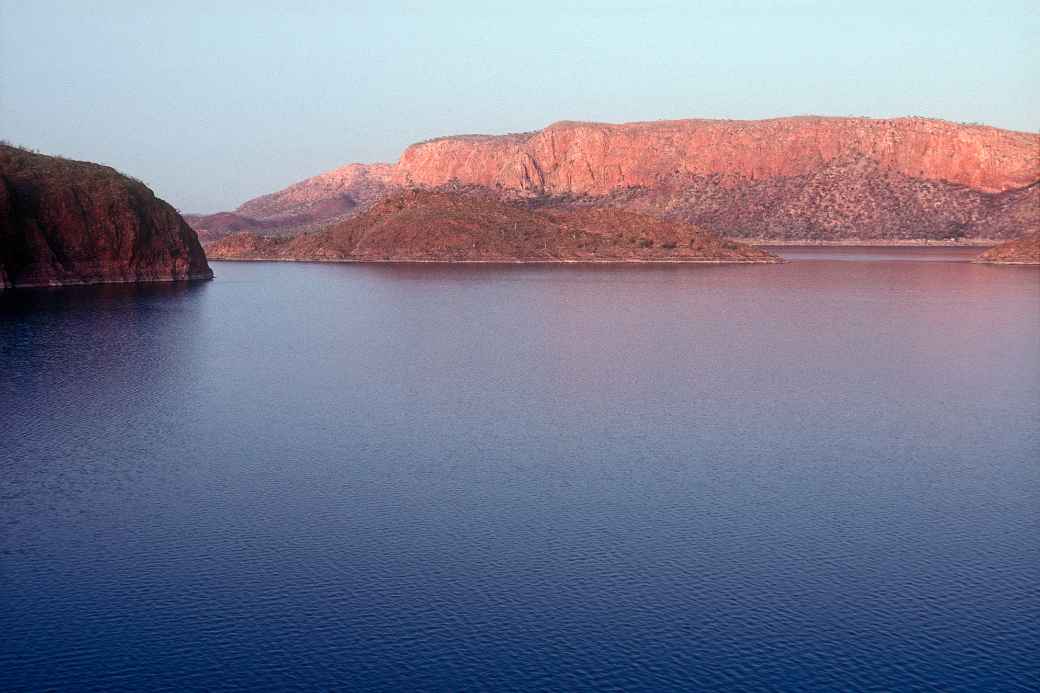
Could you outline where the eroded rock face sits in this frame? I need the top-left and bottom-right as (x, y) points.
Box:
(976, 233), (1040, 264)
(0, 145), (212, 289)
(191, 117), (1039, 243)
(397, 117), (1038, 195)
(206, 189), (779, 264)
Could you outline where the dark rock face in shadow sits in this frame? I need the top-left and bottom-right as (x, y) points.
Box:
(0, 145), (212, 289)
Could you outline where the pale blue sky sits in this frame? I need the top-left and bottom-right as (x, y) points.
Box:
(2, 1), (1037, 212)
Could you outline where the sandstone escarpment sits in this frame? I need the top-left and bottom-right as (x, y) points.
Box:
(190, 117), (1039, 243)
(206, 189), (779, 264)
(976, 233), (1040, 265)
(397, 117), (1038, 195)
(0, 144), (212, 288)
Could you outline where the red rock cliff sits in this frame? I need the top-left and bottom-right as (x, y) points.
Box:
(191, 117), (1040, 243)
(396, 117), (1038, 195)
(0, 145), (213, 289)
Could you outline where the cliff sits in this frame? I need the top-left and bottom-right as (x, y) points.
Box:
(0, 145), (212, 289)
(398, 117), (1037, 194)
(976, 233), (1040, 265)
(206, 189), (779, 264)
(192, 117), (1039, 243)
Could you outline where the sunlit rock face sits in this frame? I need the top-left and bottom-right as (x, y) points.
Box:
(191, 117), (1039, 243)
(396, 117), (1038, 195)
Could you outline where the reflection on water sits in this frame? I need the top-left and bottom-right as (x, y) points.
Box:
(0, 277), (211, 313)
(2, 249), (1038, 691)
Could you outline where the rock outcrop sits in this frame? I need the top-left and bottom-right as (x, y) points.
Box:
(976, 233), (1040, 265)
(397, 117), (1037, 195)
(206, 189), (779, 264)
(0, 145), (213, 289)
(191, 117), (1039, 243)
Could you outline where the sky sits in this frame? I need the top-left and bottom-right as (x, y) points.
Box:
(1, 1), (1037, 213)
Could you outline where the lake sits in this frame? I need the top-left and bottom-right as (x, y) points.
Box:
(2, 248), (1038, 691)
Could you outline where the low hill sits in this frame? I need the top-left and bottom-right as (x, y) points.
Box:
(186, 163), (396, 241)
(976, 233), (1040, 265)
(206, 189), (779, 264)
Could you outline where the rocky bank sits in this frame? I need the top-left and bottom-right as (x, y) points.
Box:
(1, 145), (212, 289)
(976, 233), (1040, 265)
(190, 117), (1040, 244)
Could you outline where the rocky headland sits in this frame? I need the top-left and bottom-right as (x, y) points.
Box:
(1, 144), (212, 289)
(975, 233), (1040, 265)
(205, 189), (779, 264)
(190, 117), (1040, 244)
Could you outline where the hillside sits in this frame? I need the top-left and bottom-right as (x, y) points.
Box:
(186, 163), (396, 240)
(189, 117), (1040, 243)
(976, 233), (1040, 265)
(206, 189), (779, 264)
(1, 145), (212, 289)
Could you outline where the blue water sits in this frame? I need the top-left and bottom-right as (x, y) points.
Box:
(2, 249), (1038, 691)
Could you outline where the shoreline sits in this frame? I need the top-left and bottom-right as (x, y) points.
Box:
(746, 239), (1000, 247)
(2, 272), (215, 290)
(206, 256), (783, 265)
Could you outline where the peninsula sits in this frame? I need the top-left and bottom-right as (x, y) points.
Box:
(205, 189), (779, 264)
(976, 233), (1040, 265)
(1, 144), (212, 289)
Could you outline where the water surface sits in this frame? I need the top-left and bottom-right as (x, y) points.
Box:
(2, 249), (1038, 691)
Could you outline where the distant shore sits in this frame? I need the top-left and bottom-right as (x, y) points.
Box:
(973, 260), (1040, 265)
(747, 239), (1000, 247)
(2, 272), (215, 290)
